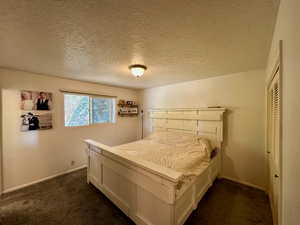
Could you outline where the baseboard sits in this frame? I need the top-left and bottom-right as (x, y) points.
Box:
(220, 175), (266, 192)
(2, 165), (87, 194)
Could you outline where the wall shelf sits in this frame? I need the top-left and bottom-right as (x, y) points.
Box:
(117, 101), (139, 117)
(118, 112), (138, 117)
(117, 104), (139, 108)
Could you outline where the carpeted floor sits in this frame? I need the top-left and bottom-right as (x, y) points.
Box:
(0, 169), (273, 225)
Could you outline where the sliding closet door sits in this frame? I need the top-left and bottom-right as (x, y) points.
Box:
(267, 69), (281, 225)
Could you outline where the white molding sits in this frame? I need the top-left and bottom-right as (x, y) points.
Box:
(2, 165), (87, 194)
(0, 89), (3, 195)
(220, 175), (266, 192)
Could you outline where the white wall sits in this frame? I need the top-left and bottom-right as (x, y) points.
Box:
(0, 68), (139, 192)
(267, 0), (300, 224)
(139, 70), (267, 189)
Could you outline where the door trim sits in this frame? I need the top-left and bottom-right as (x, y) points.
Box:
(266, 40), (283, 225)
(0, 89), (3, 195)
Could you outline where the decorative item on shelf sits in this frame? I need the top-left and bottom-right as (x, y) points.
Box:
(119, 108), (128, 113)
(130, 108), (138, 114)
(118, 99), (139, 117)
(118, 99), (125, 106)
(126, 101), (135, 106)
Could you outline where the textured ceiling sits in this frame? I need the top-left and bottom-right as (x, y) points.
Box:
(0, 0), (278, 89)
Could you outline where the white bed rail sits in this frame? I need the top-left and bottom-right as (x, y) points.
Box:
(85, 139), (183, 184)
(84, 139), (182, 206)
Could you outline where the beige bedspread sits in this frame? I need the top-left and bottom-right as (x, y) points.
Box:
(113, 138), (210, 179)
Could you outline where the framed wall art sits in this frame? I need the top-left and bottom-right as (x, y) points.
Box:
(21, 90), (52, 111)
(20, 90), (53, 131)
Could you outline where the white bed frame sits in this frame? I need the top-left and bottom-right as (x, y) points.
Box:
(85, 108), (225, 225)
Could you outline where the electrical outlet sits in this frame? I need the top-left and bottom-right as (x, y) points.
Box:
(71, 160), (75, 166)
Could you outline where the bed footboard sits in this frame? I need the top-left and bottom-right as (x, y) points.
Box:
(85, 139), (182, 225)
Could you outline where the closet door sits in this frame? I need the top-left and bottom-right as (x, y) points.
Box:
(267, 69), (281, 225)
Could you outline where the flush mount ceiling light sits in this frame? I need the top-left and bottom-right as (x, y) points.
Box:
(129, 64), (147, 77)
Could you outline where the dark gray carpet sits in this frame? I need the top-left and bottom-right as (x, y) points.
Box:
(0, 169), (272, 225)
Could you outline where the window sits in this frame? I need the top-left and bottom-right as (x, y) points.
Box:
(64, 93), (115, 127)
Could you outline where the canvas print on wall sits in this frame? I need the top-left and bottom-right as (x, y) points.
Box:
(21, 90), (52, 110)
(21, 112), (53, 131)
(20, 90), (53, 131)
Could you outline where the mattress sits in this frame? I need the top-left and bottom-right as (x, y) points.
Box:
(113, 139), (214, 197)
(108, 131), (215, 198)
(112, 130), (213, 183)
(114, 139), (210, 178)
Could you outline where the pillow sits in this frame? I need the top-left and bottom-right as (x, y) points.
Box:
(146, 131), (213, 161)
(196, 137), (213, 162)
(145, 131), (198, 146)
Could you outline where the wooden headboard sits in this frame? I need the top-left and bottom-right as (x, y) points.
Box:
(149, 108), (226, 149)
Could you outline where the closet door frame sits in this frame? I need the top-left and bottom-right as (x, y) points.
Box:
(0, 89), (3, 196)
(266, 40), (283, 225)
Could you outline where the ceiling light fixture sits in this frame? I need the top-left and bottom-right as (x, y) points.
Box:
(129, 64), (147, 77)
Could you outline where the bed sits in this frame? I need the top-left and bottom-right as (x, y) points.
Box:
(84, 108), (225, 225)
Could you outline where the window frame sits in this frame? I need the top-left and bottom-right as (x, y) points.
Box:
(63, 92), (116, 127)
